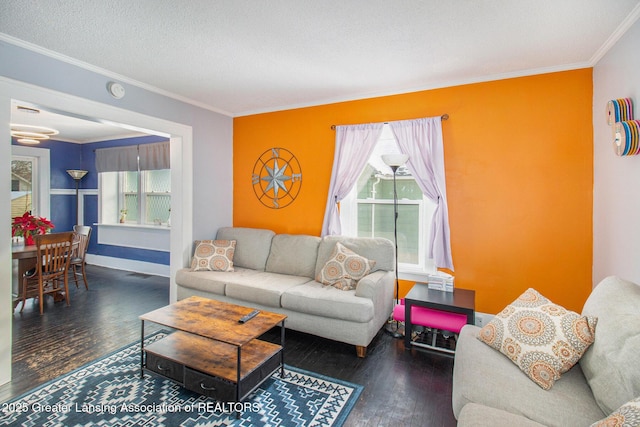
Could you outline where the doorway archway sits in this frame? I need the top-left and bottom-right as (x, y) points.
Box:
(0, 76), (193, 386)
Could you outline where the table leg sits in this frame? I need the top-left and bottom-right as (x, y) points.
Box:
(280, 320), (286, 378)
(140, 320), (145, 379)
(236, 346), (242, 419)
(404, 302), (412, 350)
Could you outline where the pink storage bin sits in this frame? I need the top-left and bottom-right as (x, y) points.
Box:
(392, 299), (468, 334)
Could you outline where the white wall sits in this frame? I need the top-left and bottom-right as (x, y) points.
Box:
(593, 19), (640, 285)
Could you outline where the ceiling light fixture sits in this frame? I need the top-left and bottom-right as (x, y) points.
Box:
(16, 105), (41, 114)
(16, 138), (42, 145)
(10, 124), (59, 145)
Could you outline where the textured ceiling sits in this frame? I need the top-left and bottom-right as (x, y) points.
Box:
(2, 0), (640, 119)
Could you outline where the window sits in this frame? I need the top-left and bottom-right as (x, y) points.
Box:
(11, 145), (50, 219)
(340, 125), (437, 274)
(96, 141), (171, 226)
(11, 156), (35, 217)
(101, 169), (171, 225)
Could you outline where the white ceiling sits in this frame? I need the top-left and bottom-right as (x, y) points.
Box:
(2, 0), (640, 141)
(10, 100), (149, 144)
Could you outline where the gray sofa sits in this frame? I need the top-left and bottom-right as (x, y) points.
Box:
(452, 275), (640, 426)
(175, 227), (395, 357)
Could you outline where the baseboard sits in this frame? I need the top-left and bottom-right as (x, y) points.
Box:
(85, 254), (170, 278)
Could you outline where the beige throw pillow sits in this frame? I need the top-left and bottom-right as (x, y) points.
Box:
(477, 288), (597, 390)
(591, 396), (640, 427)
(191, 240), (236, 272)
(316, 242), (376, 291)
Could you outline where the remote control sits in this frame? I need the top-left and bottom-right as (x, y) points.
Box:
(238, 310), (260, 323)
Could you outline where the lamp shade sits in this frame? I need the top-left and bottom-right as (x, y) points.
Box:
(67, 169), (88, 180)
(381, 154), (409, 167)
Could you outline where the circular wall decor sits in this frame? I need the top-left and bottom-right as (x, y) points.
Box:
(252, 147), (302, 209)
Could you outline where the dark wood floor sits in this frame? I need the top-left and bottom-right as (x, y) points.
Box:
(2, 265), (458, 426)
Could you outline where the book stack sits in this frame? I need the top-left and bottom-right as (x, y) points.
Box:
(427, 271), (454, 292)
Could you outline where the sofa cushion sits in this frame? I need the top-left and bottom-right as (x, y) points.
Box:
(265, 234), (320, 278)
(281, 280), (374, 323)
(590, 396), (640, 427)
(453, 325), (606, 426)
(477, 288), (597, 390)
(224, 272), (312, 308)
(176, 267), (260, 296)
(580, 276), (640, 415)
(191, 239), (235, 272)
(216, 227), (275, 271)
(457, 403), (547, 427)
(317, 242), (375, 291)
(315, 236), (394, 278)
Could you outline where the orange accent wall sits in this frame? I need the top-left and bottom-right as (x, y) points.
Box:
(233, 69), (593, 314)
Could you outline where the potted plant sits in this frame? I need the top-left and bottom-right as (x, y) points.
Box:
(119, 209), (127, 223)
(11, 211), (55, 245)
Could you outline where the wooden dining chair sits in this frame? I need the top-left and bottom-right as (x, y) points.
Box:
(69, 225), (92, 289)
(20, 232), (74, 315)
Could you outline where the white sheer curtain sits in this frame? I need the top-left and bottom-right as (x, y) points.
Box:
(389, 117), (454, 270)
(321, 123), (384, 236)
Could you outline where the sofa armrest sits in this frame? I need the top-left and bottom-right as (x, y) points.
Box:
(355, 270), (392, 299)
(355, 270), (395, 321)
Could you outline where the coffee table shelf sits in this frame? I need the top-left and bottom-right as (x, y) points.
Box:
(144, 331), (282, 400)
(140, 296), (286, 404)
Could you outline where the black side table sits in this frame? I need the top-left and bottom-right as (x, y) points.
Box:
(403, 283), (476, 351)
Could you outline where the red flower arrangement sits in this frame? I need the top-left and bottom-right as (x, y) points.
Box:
(11, 211), (55, 245)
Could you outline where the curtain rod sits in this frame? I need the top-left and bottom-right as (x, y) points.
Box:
(330, 114), (448, 130)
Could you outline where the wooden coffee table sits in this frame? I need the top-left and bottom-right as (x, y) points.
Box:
(140, 296), (286, 404)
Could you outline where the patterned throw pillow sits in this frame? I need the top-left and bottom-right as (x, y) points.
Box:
(477, 288), (597, 390)
(591, 396), (640, 427)
(316, 242), (376, 291)
(191, 240), (236, 272)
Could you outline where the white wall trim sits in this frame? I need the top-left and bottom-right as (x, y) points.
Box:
(49, 189), (98, 195)
(474, 312), (494, 328)
(49, 189), (75, 195)
(0, 90), (11, 386)
(85, 254), (170, 277)
(589, 3), (640, 65)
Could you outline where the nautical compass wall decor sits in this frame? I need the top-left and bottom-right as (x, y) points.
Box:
(252, 147), (302, 209)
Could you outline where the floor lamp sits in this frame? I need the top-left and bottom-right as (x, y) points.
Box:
(381, 153), (409, 338)
(67, 169), (88, 225)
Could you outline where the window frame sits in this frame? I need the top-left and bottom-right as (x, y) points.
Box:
(11, 145), (50, 219)
(339, 126), (437, 277)
(341, 178), (435, 275)
(99, 169), (171, 227)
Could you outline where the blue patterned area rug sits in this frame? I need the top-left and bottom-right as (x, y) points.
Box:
(0, 332), (362, 426)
